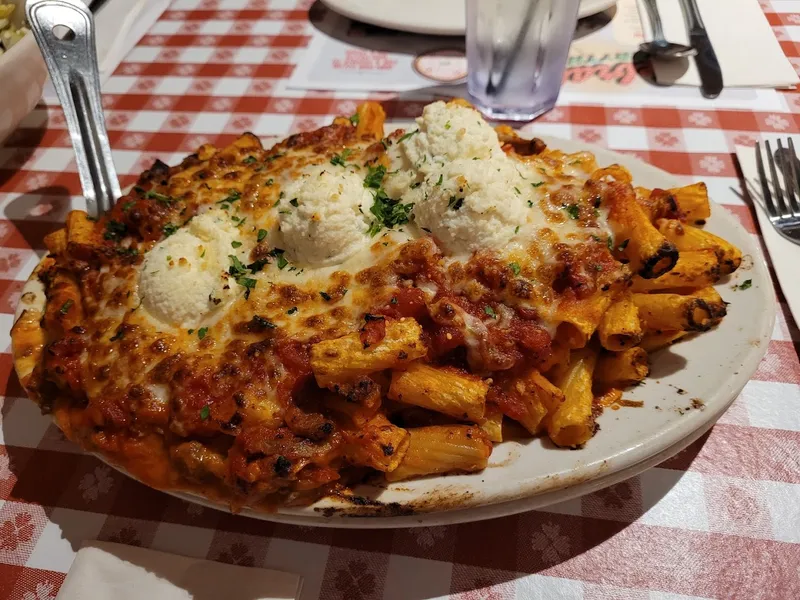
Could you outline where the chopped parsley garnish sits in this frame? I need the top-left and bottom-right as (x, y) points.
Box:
(411, 181), (422, 189)
(200, 405), (210, 420)
(435, 174), (443, 186)
(349, 113), (360, 125)
(617, 239), (630, 251)
(367, 190), (414, 237)
(269, 248), (288, 270)
(145, 190), (175, 205)
(122, 201), (135, 212)
(607, 237), (614, 250)
(330, 148), (353, 167)
(197, 327), (209, 340)
(246, 258), (268, 273)
(514, 225), (520, 234)
(117, 247), (138, 257)
(163, 223), (179, 237)
(243, 155), (257, 164)
(397, 129), (420, 144)
(564, 204), (580, 220)
(265, 178), (274, 186)
(236, 274), (256, 298)
(110, 328), (124, 342)
(228, 255), (248, 277)
(231, 241), (242, 248)
(320, 291), (332, 301)
(448, 196), (464, 211)
(266, 153), (285, 162)
(735, 279), (752, 290)
(514, 187), (521, 195)
(527, 200), (534, 208)
(289, 198), (299, 207)
(257, 229), (268, 242)
(531, 181), (545, 188)
(364, 164), (387, 189)
(104, 220), (127, 241)
(484, 305), (497, 319)
(59, 299), (74, 315)
(288, 306), (298, 314)
(444, 120), (451, 129)
(166, 255), (172, 261)
(509, 262), (521, 276)
(217, 190), (241, 205)
(188, 329), (195, 334)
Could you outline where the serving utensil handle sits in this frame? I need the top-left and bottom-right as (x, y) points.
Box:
(26, 0), (120, 217)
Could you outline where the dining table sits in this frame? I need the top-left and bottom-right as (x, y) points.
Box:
(0, 0), (798, 598)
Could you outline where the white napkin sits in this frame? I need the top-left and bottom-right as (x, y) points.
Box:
(735, 140), (800, 324)
(56, 541), (302, 600)
(637, 0), (799, 88)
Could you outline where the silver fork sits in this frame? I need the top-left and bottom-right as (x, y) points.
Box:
(26, 0), (120, 218)
(755, 139), (800, 245)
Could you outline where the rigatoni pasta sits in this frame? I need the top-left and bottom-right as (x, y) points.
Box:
(388, 362), (488, 421)
(385, 426), (492, 482)
(12, 97), (743, 510)
(311, 318), (427, 388)
(548, 348), (598, 447)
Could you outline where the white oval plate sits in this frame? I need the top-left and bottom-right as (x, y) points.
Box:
(162, 136), (772, 527)
(17, 136), (773, 528)
(320, 0), (617, 36)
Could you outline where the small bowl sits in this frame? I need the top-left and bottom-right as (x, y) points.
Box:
(0, 0), (47, 145)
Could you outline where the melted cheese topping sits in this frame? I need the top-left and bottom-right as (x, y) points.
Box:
(137, 101), (614, 336)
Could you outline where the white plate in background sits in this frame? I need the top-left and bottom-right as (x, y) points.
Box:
(320, 0), (618, 36)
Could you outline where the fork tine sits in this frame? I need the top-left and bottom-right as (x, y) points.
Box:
(756, 141), (778, 218)
(765, 140), (789, 218)
(787, 138), (800, 217)
(776, 139), (796, 217)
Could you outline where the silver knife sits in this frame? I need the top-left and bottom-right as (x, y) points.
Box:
(679, 0), (723, 98)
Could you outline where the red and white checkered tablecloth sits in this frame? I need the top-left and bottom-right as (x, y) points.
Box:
(0, 0), (799, 598)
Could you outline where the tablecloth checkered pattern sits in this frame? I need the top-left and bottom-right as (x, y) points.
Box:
(0, 0), (798, 598)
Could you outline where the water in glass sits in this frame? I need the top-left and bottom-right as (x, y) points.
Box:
(466, 0), (580, 121)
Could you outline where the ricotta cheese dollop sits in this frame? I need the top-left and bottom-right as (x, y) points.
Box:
(412, 157), (530, 256)
(279, 165), (374, 266)
(384, 100), (504, 199)
(139, 210), (248, 327)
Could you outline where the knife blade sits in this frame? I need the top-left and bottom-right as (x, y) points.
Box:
(679, 0), (723, 99)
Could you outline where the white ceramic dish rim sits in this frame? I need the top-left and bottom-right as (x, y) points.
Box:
(319, 0), (618, 36)
(14, 135), (774, 528)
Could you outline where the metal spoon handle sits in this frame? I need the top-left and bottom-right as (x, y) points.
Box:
(26, 0), (120, 217)
(642, 0), (666, 42)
